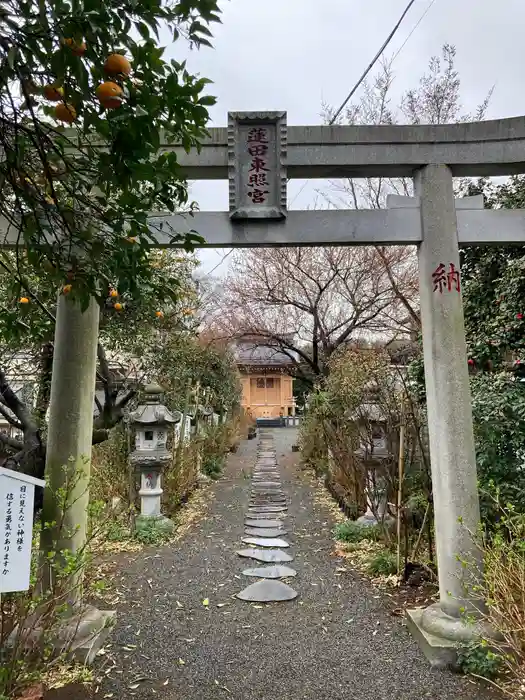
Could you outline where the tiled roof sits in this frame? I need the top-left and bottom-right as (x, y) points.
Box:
(234, 341), (295, 366)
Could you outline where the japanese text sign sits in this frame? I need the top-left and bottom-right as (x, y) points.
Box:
(228, 112), (287, 220)
(0, 467), (45, 593)
(432, 262), (461, 294)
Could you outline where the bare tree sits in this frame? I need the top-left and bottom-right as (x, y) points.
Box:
(212, 246), (418, 386)
(320, 45), (493, 327)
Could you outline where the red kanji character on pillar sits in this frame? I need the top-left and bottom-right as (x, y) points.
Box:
(247, 189), (269, 204)
(249, 173), (269, 187)
(447, 263), (461, 293)
(247, 128), (268, 143)
(249, 157), (269, 173)
(248, 144), (268, 157)
(432, 263), (447, 293)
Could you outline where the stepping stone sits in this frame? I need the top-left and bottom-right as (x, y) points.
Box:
(242, 565), (297, 579)
(251, 502), (287, 507)
(241, 537), (290, 548)
(246, 513), (287, 520)
(245, 519), (284, 528)
(244, 527), (287, 538)
(247, 506), (287, 512)
(257, 451), (276, 458)
(252, 482), (282, 488)
(236, 580), (298, 602)
(251, 493), (285, 498)
(236, 548), (293, 563)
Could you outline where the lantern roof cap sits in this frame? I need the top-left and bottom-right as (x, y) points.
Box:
(131, 384), (181, 425)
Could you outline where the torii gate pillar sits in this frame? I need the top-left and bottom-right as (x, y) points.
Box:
(406, 164), (490, 665)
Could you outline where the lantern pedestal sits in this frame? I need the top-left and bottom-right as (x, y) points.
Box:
(133, 456), (175, 537)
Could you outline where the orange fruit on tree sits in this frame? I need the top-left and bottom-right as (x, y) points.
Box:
(62, 38), (87, 56)
(63, 284), (72, 295)
(155, 310), (164, 318)
(19, 297), (29, 304)
(104, 54), (131, 77)
(109, 288), (118, 298)
(96, 81), (123, 109)
(43, 84), (64, 101)
(54, 103), (77, 123)
(114, 302), (123, 311)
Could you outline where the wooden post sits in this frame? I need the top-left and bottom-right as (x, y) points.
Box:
(396, 400), (406, 576)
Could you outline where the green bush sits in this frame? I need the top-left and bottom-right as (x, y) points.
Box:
(334, 520), (381, 543)
(134, 520), (172, 546)
(367, 550), (397, 576)
(457, 639), (505, 680)
(202, 454), (224, 480)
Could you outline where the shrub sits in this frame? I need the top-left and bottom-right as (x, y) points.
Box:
(334, 520), (381, 543)
(134, 519), (172, 546)
(367, 550), (397, 576)
(457, 639), (505, 680)
(202, 454), (224, 480)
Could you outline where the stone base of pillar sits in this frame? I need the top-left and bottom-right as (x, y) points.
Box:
(10, 604), (116, 666)
(406, 603), (496, 669)
(58, 605), (116, 665)
(135, 513), (175, 536)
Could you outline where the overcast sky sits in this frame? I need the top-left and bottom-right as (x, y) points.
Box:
(172, 0), (525, 274)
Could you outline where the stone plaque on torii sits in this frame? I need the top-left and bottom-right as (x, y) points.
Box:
(2, 111), (525, 666)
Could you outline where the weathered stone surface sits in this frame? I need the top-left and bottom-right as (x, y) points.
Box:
(247, 507), (287, 513)
(241, 537), (290, 548)
(252, 482), (281, 488)
(245, 519), (284, 528)
(242, 565), (297, 578)
(236, 548), (293, 563)
(244, 527), (287, 538)
(246, 512), (287, 520)
(250, 501), (286, 507)
(236, 580), (298, 602)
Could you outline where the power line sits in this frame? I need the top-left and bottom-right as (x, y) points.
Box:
(329, 0), (419, 125)
(391, 0), (437, 63)
(207, 248), (233, 276)
(288, 0), (438, 209)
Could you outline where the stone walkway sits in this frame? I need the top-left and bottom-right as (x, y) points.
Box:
(95, 429), (493, 700)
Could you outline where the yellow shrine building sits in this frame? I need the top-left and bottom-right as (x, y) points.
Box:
(234, 338), (295, 420)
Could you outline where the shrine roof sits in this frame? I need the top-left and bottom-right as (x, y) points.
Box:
(234, 341), (295, 366)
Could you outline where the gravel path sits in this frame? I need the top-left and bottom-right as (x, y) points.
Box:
(96, 429), (493, 700)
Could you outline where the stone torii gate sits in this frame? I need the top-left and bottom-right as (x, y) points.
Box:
(152, 112), (525, 666)
(4, 112), (525, 664)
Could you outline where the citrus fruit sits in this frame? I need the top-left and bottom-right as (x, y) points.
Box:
(114, 302), (123, 311)
(104, 54), (131, 76)
(54, 103), (77, 123)
(19, 297), (29, 304)
(63, 284), (72, 295)
(155, 310), (164, 318)
(43, 85), (64, 101)
(96, 81), (123, 109)
(62, 38), (87, 56)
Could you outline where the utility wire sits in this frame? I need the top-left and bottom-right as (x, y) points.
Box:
(207, 248), (233, 276)
(289, 0), (437, 208)
(329, 0), (418, 125)
(391, 0), (437, 63)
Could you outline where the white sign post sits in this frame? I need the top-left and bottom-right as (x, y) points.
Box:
(0, 467), (45, 593)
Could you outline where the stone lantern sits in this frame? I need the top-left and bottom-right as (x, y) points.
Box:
(130, 383), (181, 534)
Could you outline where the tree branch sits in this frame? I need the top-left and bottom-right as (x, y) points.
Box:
(0, 402), (23, 430)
